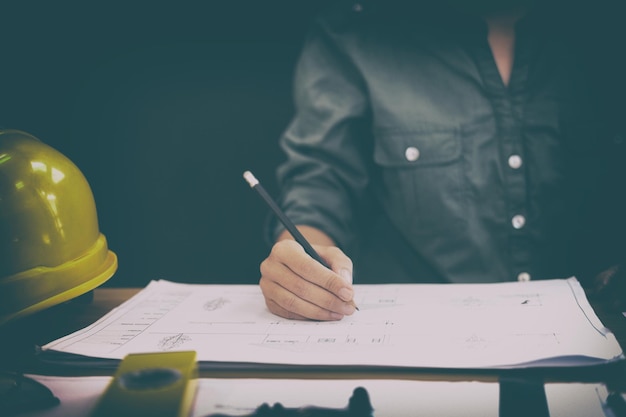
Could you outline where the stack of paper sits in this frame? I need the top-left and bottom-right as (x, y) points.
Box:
(41, 277), (623, 370)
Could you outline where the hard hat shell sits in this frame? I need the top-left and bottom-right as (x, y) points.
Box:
(0, 129), (117, 326)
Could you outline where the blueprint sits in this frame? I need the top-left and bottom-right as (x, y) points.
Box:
(42, 277), (624, 369)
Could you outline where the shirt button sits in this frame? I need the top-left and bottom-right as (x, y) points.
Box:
(508, 154), (522, 169)
(517, 272), (531, 282)
(511, 215), (526, 229)
(405, 146), (420, 162)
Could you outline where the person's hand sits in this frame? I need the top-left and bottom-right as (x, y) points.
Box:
(259, 238), (356, 321)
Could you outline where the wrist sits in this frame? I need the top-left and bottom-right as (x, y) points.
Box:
(277, 225), (336, 247)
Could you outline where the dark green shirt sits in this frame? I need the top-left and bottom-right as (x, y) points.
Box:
(272, 2), (625, 284)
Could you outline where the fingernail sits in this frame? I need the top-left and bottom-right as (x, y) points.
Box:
(341, 303), (356, 315)
(330, 312), (344, 320)
(339, 268), (352, 284)
(338, 287), (353, 301)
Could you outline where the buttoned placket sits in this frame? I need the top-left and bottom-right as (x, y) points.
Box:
(470, 17), (535, 282)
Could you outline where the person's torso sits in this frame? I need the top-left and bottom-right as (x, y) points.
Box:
(323, 2), (624, 283)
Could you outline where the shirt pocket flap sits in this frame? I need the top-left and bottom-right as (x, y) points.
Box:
(373, 128), (462, 167)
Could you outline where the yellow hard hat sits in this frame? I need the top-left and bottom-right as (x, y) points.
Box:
(0, 129), (117, 326)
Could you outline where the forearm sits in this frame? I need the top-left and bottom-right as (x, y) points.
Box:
(270, 14), (371, 251)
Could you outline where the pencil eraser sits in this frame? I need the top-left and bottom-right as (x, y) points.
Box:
(243, 170), (259, 187)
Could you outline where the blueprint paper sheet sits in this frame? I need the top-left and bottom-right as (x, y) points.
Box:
(42, 277), (623, 369)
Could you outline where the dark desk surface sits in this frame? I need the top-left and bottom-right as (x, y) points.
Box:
(0, 289), (140, 375)
(2, 287), (626, 388)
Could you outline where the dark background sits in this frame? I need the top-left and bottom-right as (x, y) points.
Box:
(0, 1), (333, 287)
(3, 2), (624, 289)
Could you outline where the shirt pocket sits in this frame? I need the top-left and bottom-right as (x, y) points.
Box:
(372, 127), (467, 237)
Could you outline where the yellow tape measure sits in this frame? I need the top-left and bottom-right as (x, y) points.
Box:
(91, 351), (198, 417)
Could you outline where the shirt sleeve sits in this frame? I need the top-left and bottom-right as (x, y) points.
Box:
(268, 10), (373, 251)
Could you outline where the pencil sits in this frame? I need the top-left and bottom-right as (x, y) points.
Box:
(243, 170), (358, 311)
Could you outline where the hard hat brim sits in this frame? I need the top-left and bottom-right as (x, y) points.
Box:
(0, 234), (118, 326)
